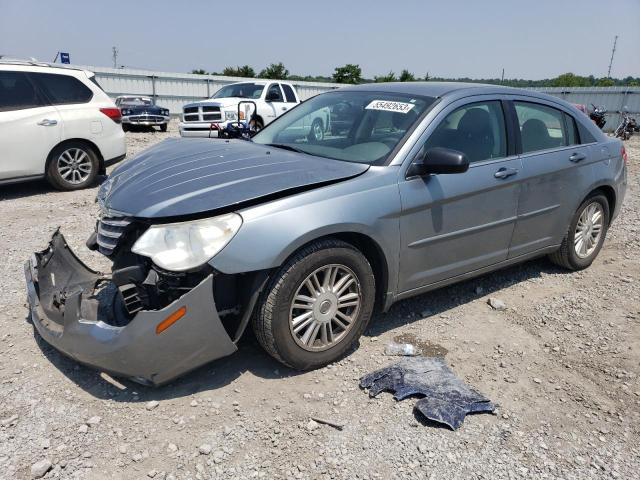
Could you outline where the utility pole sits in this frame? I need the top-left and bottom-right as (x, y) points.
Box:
(112, 46), (118, 69)
(501, 68), (505, 84)
(607, 35), (618, 78)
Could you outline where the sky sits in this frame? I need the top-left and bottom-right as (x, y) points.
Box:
(1, 0), (639, 80)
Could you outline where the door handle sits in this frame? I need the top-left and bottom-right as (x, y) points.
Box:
(37, 119), (58, 126)
(569, 152), (586, 163)
(494, 167), (518, 179)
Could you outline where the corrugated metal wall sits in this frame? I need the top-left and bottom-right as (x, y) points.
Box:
(530, 86), (640, 131)
(80, 65), (340, 115)
(81, 65), (639, 131)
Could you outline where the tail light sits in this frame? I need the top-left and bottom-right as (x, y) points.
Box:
(100, 107), (122, 124)
(621, 146), (628, 164)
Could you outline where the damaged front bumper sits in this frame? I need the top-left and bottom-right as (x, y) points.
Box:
(24, 231), (238, 386)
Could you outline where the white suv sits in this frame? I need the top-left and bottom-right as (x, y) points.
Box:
(0, 60), (126, 190)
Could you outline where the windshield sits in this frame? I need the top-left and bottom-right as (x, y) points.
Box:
(252, 91), (435, 164)
(121, 97), (152, 106)
(212, 83), (264, 99)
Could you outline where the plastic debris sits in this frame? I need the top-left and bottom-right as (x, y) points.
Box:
(384, 341), (420, 356)
(360, 357), (495, 430)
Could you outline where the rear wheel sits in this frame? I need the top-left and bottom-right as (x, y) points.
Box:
(253, 239), (375, 370)
(549, 193), (609, 270)
(46, 142), (99, 191)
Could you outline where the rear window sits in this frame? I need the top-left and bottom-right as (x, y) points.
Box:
(0, 71), (46, 111)
(88, 75), (105, 92)
(30, 72), (93, 105)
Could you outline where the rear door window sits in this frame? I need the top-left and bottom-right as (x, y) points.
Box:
(514, 102), (568, 153)
(563, 113), (579, 145)
(281, 84), (297, 103)
(0, 71), (46, 111)
(30, 72), (93, 105)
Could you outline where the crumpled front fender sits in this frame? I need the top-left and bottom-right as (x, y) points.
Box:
(24, 231), (237, 386)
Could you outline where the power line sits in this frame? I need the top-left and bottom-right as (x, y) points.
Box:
(607, 35), (618, 78)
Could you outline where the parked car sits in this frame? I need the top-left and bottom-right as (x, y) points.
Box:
(179, 81), (325, 138)
(26, 82), (627, 385)
(115, 96), (170, 132)
(0, 59), (126, 190)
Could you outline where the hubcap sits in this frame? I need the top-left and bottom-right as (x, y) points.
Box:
(57, 148), (92, 185)
(574, 202), (604, 258)
(289, 264), (361, 352)
(313, 122), (323, 141)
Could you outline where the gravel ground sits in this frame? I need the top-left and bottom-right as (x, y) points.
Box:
(1, 122), (638, 479)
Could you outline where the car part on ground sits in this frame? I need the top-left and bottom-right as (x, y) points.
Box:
(360, 356), (496, 430)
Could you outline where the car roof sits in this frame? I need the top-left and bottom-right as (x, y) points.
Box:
(339, 81), (519, 97)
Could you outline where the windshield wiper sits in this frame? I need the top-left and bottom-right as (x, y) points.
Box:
(265, 143), (305, 154)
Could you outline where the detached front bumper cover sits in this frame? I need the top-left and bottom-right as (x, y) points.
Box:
(24, 231), (237, 386)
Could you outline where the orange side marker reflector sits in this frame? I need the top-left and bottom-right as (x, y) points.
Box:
(156, 306), (187, 334)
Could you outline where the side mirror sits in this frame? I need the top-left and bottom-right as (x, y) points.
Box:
(407, 147), (469, 177)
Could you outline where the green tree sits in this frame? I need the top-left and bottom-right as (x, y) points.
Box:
(374, 71), (396, 83)
(595, 77), (615, 87)
(259, 62), (289, 79)
(332, 64), (362, 84)
(424, 72), (431, 81)
(223, 65), (256, 78)
(550, 72), (590, 87)
(399, 69), (416, 82)
(191, 69), (207, 75)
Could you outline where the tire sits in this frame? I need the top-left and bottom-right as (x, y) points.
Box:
(252, 239), (376, 370)
(122, 124), (129, 132)
(160, 124), (168, 132)
(45, 142), (99, 191)
(548, 193), (610, 270)
(308, 118), (324, 143)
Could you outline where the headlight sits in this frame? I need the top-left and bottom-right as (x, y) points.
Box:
(162, 109), (169, 116)
(131, 213), (242, 271)
(225, 110), (237, 121)
(122, 109), (131, 115)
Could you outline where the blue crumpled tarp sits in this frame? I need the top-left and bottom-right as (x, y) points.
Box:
(360, 357), (495, 430)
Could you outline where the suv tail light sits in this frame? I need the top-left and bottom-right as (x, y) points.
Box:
(100, 107), (122, 124)
(621, 145), (628, 164)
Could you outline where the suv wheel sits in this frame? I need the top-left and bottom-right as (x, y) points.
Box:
(549, 193), (610, 270)
(46, 142), (99, 191)
(253, 239), (375, 370)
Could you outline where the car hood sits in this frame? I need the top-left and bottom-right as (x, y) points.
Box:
(98, 138), (369, 219)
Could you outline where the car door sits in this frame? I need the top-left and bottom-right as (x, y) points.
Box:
(263, 83), (288, 124)
(507, 99), (595, 258)
(398, 97), (522, 292)
(29, 72), (98, 142)
(0, 70), (62, 180)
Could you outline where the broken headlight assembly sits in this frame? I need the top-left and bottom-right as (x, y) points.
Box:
(131, 213), (242, 272)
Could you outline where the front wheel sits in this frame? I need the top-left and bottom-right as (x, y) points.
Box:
(308, 118), (324, 143)
(548, 194), (610, 270)
(253, 239), (375, 370)
(160, 124), (168, 132)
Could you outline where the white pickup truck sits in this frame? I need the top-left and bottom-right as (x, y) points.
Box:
(180, 80), (329, 139)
